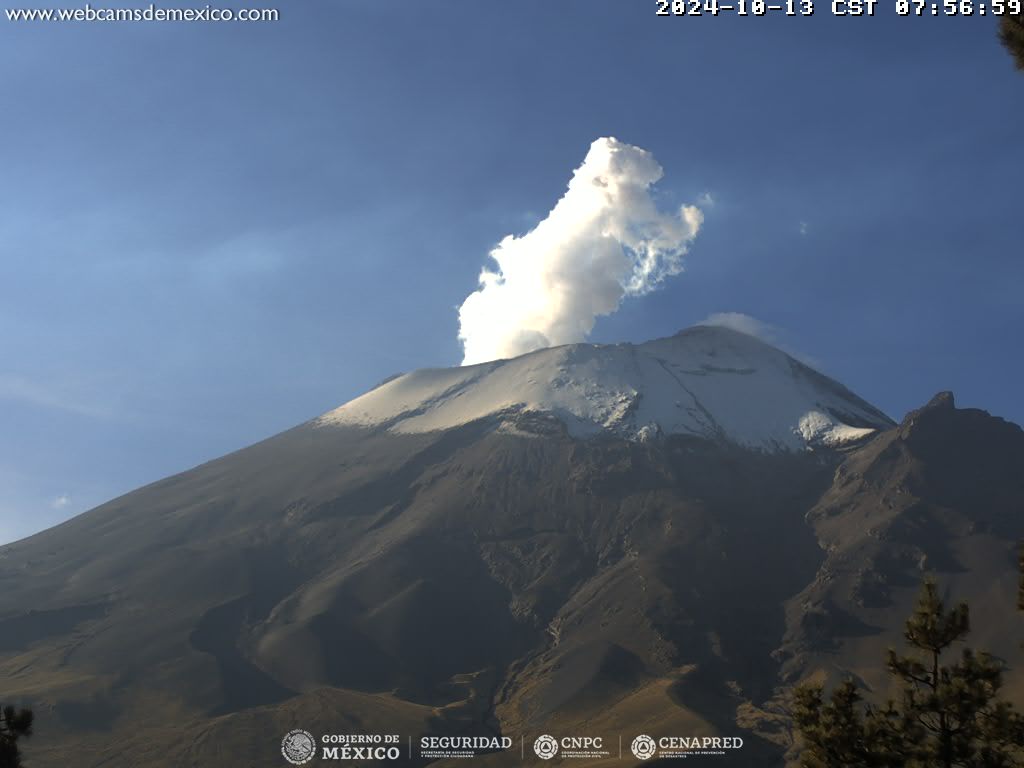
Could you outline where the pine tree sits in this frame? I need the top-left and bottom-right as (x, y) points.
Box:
(791, 678), (907, 767)
(0, 705), (33, 768)
(791, 679), (873, 767)
(793, 579), (1024, 768)
(1001, 13), (1024, 70)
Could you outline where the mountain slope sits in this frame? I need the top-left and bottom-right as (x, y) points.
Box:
(0, 330), (1019, 768)
(771, 391), (1024, 735)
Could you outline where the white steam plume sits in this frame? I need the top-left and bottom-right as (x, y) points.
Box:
(457, 137), (703, 365)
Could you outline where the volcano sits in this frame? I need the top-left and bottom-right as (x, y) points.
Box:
(2, 325), (1022, 767)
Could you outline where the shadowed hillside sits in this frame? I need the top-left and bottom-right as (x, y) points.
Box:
(2, 338), (1021, 767)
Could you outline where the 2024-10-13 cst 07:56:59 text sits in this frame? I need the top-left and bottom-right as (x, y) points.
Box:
(656, 0), (1022, 15)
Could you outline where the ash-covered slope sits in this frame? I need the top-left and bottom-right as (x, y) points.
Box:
(0, 328), (1019, 768)
(320, 326), (894, 451)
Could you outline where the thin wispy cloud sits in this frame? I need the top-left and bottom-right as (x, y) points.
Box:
(699, 312), (777, 342)
(701, 311), (825, 370)
(0, 373), (115, 420)
(192, 230), (290, 287)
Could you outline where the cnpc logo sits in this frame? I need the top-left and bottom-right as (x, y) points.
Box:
(533, 735), (558, 759)
(533, 734), (605, 760)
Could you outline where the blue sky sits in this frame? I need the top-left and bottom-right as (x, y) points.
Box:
(2, 1), (1022, 543)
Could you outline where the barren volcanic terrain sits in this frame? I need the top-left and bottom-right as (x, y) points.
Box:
(2, 327), (1021, 767)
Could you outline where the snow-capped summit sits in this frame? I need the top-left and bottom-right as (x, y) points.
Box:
(318, 325), (894, 451)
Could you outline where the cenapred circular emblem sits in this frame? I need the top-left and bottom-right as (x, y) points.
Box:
(281, 729), (316, 765)
(631, 734), (657, 760)
(534, 734), (559, 760)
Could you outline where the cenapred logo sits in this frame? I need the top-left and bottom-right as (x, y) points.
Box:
(631, 734), (657, 760)
(281, 729), (316, 765)
(534, 734), (559, 760)
(630, 734), (744, 760)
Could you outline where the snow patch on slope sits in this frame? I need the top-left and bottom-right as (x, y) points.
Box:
(798, 411), (877, 447)
(318, 326), (893, 452)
